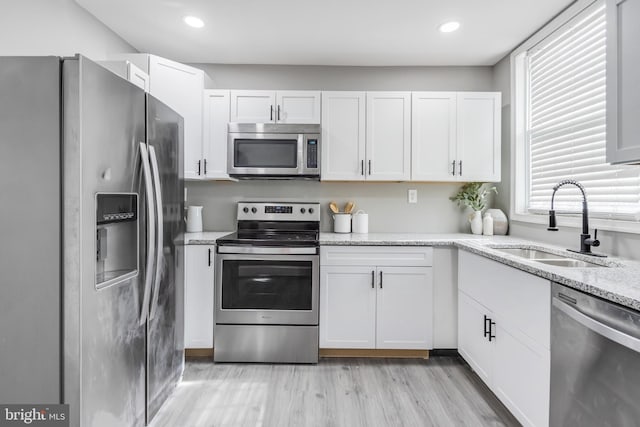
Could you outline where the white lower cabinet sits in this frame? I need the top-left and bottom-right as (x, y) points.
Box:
(184, 245), (215, 349)
(458, 250), (550, 427)
(320, 246), (433, 350)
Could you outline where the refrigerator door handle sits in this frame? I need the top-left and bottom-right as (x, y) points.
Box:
(139, 142), (156, 325)
(148, 145), (164, 321)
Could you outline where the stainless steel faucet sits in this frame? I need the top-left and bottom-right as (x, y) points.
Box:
(548, 179), (606, 257)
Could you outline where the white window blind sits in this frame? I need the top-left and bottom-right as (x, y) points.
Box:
(526, 1), (640, 220)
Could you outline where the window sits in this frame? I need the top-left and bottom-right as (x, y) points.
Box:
(512, 0), (640, 228)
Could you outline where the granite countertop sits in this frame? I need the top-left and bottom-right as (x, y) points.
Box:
(185, 230), (640, 311)
(184, 231), (233, 245)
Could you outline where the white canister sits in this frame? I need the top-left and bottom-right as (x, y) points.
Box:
(333, 213), (352, 233)
(186, 205), (203, 232)
(352, 210), (369, 234)
(482, 212), (494, 236)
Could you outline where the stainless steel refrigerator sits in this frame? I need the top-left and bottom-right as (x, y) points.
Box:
(0, 55), (185, 427)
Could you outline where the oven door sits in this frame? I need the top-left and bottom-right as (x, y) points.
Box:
(215, 252), (319, 325)
(227, 132), (303, 176)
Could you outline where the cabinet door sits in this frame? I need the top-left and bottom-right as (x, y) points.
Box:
(203, 90), (230, 179)
(375, 267), (433, 350)
(148, 55), (204, 180)
(456, 92), (501, 182)
(493, 323), (550, 427)
(184, 245), (215, 348)
(321, 92), (366, 181)
(366, 92), (411, 181)
(127, 62), (149, 92)
(319, 266), (376, 348)
(606, 0), (640, 164)
(411, 92), (457, 181)
(276, 91), (321, 124)
(230, 90), (276, 123)
(458, 291), (493, 385)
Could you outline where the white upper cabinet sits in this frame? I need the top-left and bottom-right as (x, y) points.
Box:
(230, 90), (275, 123)
(606, 0), (640, 164)
(147, 55), (205, 180)
(322, 91), (410, 182)
(230, 90), (320, 124)
(321, 91), (366, 180)
(107, 54), (206, 180)
(456, 92), (501, 182)
(411, 92), (501, 182)
(366, 92), (412, 181)
(202, 90), (231, 179)
(276, 91), (321, 123)
(411, 92), (457, 181)
(98, 60), (149, 92)
(322, 90), (500, 182)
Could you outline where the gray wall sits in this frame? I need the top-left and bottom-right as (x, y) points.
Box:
(491, 54), (640, 260)
(0, 0), (136, 59)
(193, 64), (493, 91)
(186, 64), (495, 233)
(187, 180), (473, 233)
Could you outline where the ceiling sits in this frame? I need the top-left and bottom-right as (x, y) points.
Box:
(75, 0), (574, 66)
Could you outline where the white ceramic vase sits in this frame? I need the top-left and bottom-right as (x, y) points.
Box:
(469, 210), (483, 235)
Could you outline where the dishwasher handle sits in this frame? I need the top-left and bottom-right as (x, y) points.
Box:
(553, 297), (640, 353)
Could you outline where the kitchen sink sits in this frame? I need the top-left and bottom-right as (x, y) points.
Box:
(492, 246), (607, 268)
(534, 258), (601, 268)
(494, 248), (563, 260)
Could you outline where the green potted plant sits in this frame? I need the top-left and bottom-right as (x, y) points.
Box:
(450, 182), (497, 234)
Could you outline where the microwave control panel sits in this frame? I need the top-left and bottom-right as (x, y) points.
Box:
(306, 138), (318, 169)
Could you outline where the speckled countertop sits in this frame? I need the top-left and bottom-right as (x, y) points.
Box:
(184, 231), (233, 245)
(184, 231), (640, 311)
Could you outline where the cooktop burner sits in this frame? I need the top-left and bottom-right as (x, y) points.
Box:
(216, 231), (319, 247)
(217, 201), (321, 248)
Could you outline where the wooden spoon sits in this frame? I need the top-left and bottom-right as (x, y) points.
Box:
(344, 201), (355, 214)
(329, 201), (340, 214)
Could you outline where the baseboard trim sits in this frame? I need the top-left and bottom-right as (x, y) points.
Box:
(185, 348), (214, 358)
(319, 349), (429, 359)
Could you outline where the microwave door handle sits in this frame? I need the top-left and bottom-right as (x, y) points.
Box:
(148, 145), (164, 321)
(299, 134), (305, 172)
(138, 142), (155, 325)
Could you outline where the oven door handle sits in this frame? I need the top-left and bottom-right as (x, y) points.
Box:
(217, 245), (318, 255)
(553, 297), (640, 353)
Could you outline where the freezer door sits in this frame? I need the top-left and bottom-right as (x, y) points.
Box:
(145, 94), (185, 424)
(62, 56), (147, 427)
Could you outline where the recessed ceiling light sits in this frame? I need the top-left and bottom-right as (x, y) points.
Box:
(439, 21), (460, 33)
(184, 16), (204, 28)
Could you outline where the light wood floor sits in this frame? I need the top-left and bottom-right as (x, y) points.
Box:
(150, 356), (520, 427)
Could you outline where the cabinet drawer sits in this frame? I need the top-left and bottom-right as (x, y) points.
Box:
(321, 246), (433, 267)
(459, 250), (550, 350)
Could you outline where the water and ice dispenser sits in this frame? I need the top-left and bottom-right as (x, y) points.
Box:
(95, 193), (139, 289)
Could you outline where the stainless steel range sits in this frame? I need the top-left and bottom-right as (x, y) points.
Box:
(214, 202), (320, 363)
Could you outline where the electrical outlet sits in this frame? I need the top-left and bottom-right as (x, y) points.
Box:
(408, 189), (418, 204)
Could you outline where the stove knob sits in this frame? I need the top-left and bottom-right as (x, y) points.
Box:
(251, 207), (257, 214)
(308, 208), (314, 214)
(243, 207), (249, 213)
(300, 208), (306, 214)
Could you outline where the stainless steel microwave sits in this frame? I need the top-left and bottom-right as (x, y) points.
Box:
(227, 123), (320, 179)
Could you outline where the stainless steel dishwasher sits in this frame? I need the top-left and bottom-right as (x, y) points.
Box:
(551, 282), (640, 426)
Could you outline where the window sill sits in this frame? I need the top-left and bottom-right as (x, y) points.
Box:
(510, 211), (640, 235)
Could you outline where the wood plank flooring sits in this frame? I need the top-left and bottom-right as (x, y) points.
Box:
(150, 356), (520, 427)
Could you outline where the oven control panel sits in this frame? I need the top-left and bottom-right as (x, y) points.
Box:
(237, 202), (321, 222)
